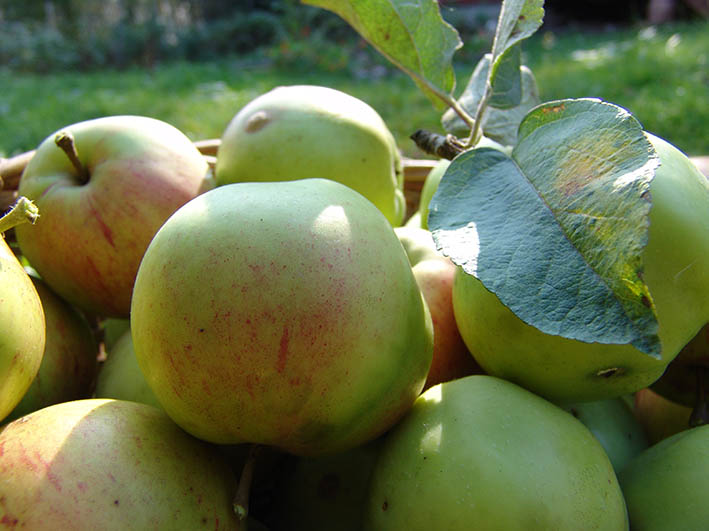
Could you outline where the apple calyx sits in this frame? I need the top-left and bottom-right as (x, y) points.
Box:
(690, 367), (709, 427)
(233, 443), (263, 521)
(0, 196), (39, 235)
(55, 130), (89, 185)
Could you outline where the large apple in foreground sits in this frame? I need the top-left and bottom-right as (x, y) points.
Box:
(15, 115), (210, 317)
(451, 133), (709, 403)
(130, 178), (433, 455)
(365, 375), (628, 530)
(214, 85), (407, 226)
(0, 399), (241, 529)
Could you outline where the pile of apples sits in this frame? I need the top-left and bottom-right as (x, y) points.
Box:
(1, 84), (708, 530)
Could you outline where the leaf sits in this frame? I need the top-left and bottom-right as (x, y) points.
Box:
(302, 0), (462, 109)
(488, 44), (522, 110)
(441, 54), (540, 146)
(490, 0), (544, 67)
(429, 98), (662, 356)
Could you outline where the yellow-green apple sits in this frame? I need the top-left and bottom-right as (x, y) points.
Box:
(15, 115), (210, 317)
(0, 399), (241, 529)
(6, 276), (98, 422)
(562, 397), (648, 472)
(618, 424), (709, 530)
(632, 387), (693, 444)
(395, 226), (482, 390)
(0, 198), (45, 422)
(451, 133), (709, 403)
(365, 375), (628, 530)
(130, 178), (433, 455)
(101, 317), (130, 352)
(94, 328), (161, 409)
(214, 85), (406, 226)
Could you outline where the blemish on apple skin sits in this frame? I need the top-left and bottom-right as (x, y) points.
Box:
(244, 111), (270, 133)
(277, 327), (290, 373)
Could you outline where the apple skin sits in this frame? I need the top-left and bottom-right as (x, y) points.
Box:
(15, 115), (209, 318)
(0, 399), (241, 529)
(0, 237), (45, 422)
(101, 317), (130, 352)
(632, 387), (693, 445)
(130, 178), (433, 455)
(6, 276), (99, 422)
(214, 85), (406, 226)
(562, 397), (648, 472)
(451, 132), (709, 403)
(617, 424), (709, 530)
(365, 375), (629, 530)
(395, 226), (483, 390)
(94, 328), (162, 409)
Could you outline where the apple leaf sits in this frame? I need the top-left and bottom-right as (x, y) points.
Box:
(441, 53), (540, 146)
(301, 0), (462, 109)
(490, 0), (545, 70)
(488, 44), (523, 110)
(429, 98), (662, 357)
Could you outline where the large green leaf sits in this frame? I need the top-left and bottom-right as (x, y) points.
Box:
(441, 53), (540, 146)
(302, 0), (461, 108)
(430, 98), (661, 356)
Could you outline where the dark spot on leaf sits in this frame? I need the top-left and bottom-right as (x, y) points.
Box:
(114, 499), (119, 506)
(199, 328), (205, 333)
(570, 408), (580, 418)
(382, 500), (389, 511)
(641, 295), (652, 308)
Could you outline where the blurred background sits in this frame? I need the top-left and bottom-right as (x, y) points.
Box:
(1, 0), (707, 158)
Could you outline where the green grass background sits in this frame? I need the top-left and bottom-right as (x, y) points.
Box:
(1, 20), (707, 160)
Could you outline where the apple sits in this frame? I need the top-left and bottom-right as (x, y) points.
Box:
(101, 317), (130, 352)
(15, 115), (210, 318)
(5, 275), (99, 422)
(94, 328), (162, 409)
(0, 198), (45, 423)
(214, 85), (407, 226)
(365, 375), (628, 530)
(130, 178), (433, 455)
(395, 226), (482, 390)
(618, 424), (709, 530)
(451, 132), (709, 403)
(632, 387), (693, 445)
(0, 398), (241, 529)
(562, 397), (648, 472)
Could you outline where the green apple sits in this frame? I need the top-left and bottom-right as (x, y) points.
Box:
(214, 84), (406, 226)
(365, 375), (628, 530)
(451, 132), (709, 403)
(0, 398), (241, 529)
(632, 387), (693, 444)
(618, 424), (709, 530)
(562, 397), (648, 472)
(94, 328), (162, 409)
(6, 276), (98, 422)
(101, 317), (130, 352)
(0, 199), (45, 422)
(396, 226), (482, 390)
(130, 178), (433, 455)
(15, 115), (209, 317)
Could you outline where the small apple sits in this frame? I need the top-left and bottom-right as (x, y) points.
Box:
(214, 85), (407, 226)
(0, 198), (45, 423)
(101, 317), (130, 352)
(15, 116), (209, 317)
(0, 398), (241, 529)
(130, 178), (433, 455)
(632, 387), (693, 444)
(94, 328), (161, 409)
(618, 424), (709, 530)
(562, 397), (648, 472)
(6, 275), (99, 422)
(365, 375), (628, 530)
(395, 226), (482, 389)
(451, 132), (709, 403)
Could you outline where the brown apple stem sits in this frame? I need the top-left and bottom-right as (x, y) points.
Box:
(55, 131), (89, 185)
(233, 443), (263, 521)
(410, 130), (466, 160)
(689, 366), (709, 427)
(0, 196), (39, 235)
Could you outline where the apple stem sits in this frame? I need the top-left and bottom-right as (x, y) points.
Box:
(0, 196), (39, 235)
(233, 443), (262, 521)
(55, 131), (89, 184)
(689, 366), (709, 427)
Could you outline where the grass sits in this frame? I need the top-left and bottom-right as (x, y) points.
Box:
(1, 19), (707, 160)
